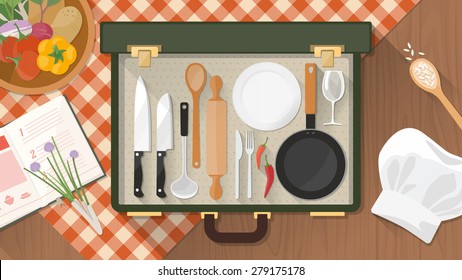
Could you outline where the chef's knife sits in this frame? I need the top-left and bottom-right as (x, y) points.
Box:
(134, 76), (151, 198)
(156, 93), (173, 198)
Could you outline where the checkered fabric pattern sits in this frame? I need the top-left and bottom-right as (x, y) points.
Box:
(0, 0), (419, 259)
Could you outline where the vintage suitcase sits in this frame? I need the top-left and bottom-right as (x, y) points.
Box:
(101, 22), (371, 243)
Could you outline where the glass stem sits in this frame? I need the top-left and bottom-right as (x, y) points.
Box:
(331, 101), (336, 123)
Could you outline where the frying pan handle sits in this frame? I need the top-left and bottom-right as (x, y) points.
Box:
(203, 213), (269, 243)
(305, 63), (317, 129)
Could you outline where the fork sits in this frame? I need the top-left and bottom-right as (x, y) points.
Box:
(245, 130), (254, 199)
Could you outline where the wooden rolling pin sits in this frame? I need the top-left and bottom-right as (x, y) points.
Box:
(206, 76), (227, 200)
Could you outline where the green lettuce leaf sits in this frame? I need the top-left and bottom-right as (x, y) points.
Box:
(47, 0), (61, 7)
(0, 0), (28, 25)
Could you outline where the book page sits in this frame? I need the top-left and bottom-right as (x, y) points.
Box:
(4, 95), (105, 205)
(0, 128), (46, 228)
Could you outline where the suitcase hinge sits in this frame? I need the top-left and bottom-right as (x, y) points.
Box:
(310, 45), (344, 68)
(128, 45), (162, 68)
(310, 212), (345, 217)
(254, 212), (271, 219)
(127, 212), (163, 217)
(201, 212), (218, 219)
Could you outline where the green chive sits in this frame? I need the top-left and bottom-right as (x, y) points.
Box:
(73, 158), (89, 205)
(24, 168), (67, 199)
(47, 157), (73, 198)
(66, 160), (83, 202)
(51, 137), (77, 198)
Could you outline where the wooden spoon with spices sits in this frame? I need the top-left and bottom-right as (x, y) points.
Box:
(410, 58), (462, 130)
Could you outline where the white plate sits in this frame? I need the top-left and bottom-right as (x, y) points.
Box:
(233, 62), (301, 131)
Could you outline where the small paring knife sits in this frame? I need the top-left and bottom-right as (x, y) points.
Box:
(156, 93), (173, 198)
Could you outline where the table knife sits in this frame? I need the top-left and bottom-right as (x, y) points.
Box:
(134, 76), (151, 198)
(235, 130), (243, 199)
(156, 93), (173, 198)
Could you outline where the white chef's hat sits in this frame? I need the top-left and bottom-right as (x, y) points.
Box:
(372, 128), (462, 243)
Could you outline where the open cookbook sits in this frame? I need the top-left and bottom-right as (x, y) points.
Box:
(0, 95), (105, 229)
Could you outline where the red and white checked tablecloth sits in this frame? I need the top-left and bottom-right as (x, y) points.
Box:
(0, 0), (419, 259)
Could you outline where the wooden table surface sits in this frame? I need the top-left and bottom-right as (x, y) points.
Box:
(2, 0), (462, 260)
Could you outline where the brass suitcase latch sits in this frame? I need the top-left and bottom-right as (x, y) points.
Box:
(311, 45), (345, 68)
(128, 45), (162, 68)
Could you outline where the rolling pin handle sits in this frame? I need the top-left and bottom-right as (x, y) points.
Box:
(209, 175), (223, 200)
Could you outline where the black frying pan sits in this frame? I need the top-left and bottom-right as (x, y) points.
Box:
(276, 64), (345, 199)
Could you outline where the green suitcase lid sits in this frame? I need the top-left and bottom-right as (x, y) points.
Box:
(100, 22), (372, 54)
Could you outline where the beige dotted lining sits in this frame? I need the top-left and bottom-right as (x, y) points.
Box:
(118, 54), (354, 205)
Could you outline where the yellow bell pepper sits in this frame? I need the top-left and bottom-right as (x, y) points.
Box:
(37, 36), (77, 75)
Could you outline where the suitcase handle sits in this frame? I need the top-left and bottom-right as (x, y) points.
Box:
(203, 213), (269, 243)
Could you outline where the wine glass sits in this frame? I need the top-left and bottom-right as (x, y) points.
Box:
(322, 70), (345, 126)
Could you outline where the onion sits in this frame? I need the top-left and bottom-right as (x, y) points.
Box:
(0, 20), (32, 38)
(31, 23), (53, 41)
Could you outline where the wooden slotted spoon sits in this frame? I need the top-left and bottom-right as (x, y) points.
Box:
(185, 63), (207, 169)
(410, 58), (462, 130)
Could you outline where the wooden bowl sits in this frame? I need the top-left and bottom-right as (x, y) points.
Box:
(0, 0), (95, 95)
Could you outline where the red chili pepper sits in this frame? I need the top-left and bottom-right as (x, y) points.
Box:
(263, 155), (274, 198)
(256, 137), (268, 169)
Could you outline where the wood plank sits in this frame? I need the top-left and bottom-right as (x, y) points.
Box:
(166, 0), (462, 259)
(0, 214), (82, 260)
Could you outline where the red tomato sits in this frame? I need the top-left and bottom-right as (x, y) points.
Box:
(17, 36), (41, 54)
(0, 37), (18, 63)
(16, 51), (40, 81)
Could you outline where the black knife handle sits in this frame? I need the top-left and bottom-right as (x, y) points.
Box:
(180, 102), (189, 136)
(134, 151), (144, 197)
(156, 151), (167, 198)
